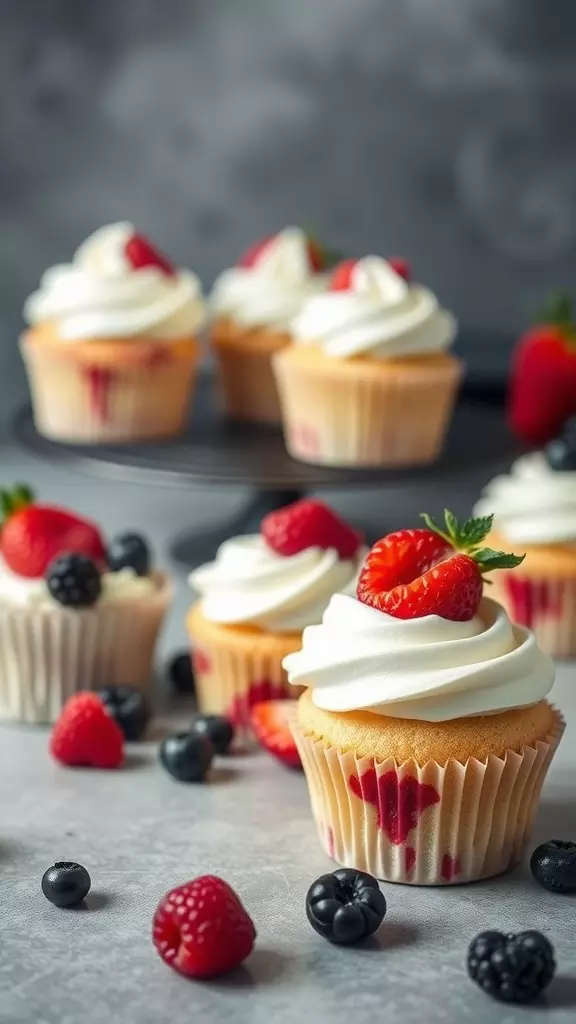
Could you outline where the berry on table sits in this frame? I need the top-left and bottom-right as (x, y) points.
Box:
(124, 232), (175, 276)
(97, 685), (150, 742)
(46, 553), (102, 609)
(530, 839), (576, 894)
(152, 875), (256, 979)
(107, 532), (151, 577)
(357, 509), (524, 622)
(159, 731), (214, 782)
(50, 692), (124, 769)
(467, 930), (556, 1003)
(191, 714), (234, 755)
(41, 861), (91, 908)
(168, 652), (196, 696)
(544, 417), (576, 472)
(306, 869), (387, 946)
(250, 700), (301, 769)
(261, 498), (363, 560)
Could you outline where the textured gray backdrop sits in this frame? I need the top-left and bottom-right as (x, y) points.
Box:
(1, 0), (576, 424)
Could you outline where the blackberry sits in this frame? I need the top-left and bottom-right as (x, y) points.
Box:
(467, 929), (556, 1003)
(46, 553), (101, 608)
(530, 839), (576, 894)
(107, 532), (150, 576)
(306, 868), (386, 945)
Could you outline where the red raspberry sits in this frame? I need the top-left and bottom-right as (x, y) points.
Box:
(152, 875), (256, 979)
(124, 232), (175, 276)
(50, 693), (124, 769)
(261, 499), (362, 559)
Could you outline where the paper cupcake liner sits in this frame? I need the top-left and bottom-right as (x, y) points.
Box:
(493, 571), (576, 659)
(187, 604), (303, 745)
(0, 573), (171, 724)
(20, 335), (199, 443)
(291, 709), (564, 885)
(273, 351), (462, 468)
(211, 320), (289, 424)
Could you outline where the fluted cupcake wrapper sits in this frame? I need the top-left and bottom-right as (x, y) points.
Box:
(20, 335), (199, 443)
(211, 320), (289, 425)
(0, 574), (172, 724)
(493, 571), (576, 660)
(291, 709), (564, 885)
(188, 604), (303, 745)
(273, 351), (463, 468)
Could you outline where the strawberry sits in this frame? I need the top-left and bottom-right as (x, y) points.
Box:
(50, 692), (124, 769)
(0, 485), (106, 579)
(357, 510), (524, 622)
(329, 258), (358, 291)
(152, 875), (256, 979)
(508, 293), (576, 446)
(124, 232), (175, 276)
(388, 256), (411, 282)
(238, 231), (330, 272)
(261, 498), (362, 560)
(250, 700), (301, 769)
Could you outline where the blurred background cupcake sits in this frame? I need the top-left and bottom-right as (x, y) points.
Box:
(209, 227), (331, 424)
(273, 255), (461, 467)
(21, 222), (205, 443)
(475, 418), (576, 658)
(187, 498), (365, 743)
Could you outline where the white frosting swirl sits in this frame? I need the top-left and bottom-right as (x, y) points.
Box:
(0, 559), (157, 608)
(24, 222), (205, 341)
(210, 227), (327, 330)
(189, 535), (365, 633)
(292, 256), (456, 359)
(283, 595), (554, 721)
(474, 452), (576, 545)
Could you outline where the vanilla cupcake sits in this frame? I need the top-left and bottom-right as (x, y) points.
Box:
(284, 511), (562, 885)
(474, 424), (576, 657)
(21, 223), (205, 443)
(209, 228), (329, 424)
(187, 498), (365, 743)
(274, 256), (461, 467)
(0, 485), (171, 724)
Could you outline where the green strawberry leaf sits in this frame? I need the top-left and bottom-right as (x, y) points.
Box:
(472, 548), (526, 573)
(421, 509), (524, 578)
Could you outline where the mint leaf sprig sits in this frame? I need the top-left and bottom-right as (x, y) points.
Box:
(421, 509), (525, 576)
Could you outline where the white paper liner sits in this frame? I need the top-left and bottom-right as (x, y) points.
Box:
(0, 573), (171, 724)
(493, 572), (576, 659)
(212, 329), (287, 425)
(292, 709), (564, 885)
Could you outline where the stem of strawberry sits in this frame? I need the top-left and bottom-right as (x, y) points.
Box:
(421, 509), (525, 576)
(0, 483), (34, 524)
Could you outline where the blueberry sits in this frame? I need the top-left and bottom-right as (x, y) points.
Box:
(168, 652), (195, 696)
(46, 553), (101, 608)
(530, 839), (576, 894)
(159, 732), (214, 782)
(107, 532), (151, 576)
(97, 685), (150, 742)
(191, 714), (234, 755)
(467, 929), (556, 1003)
(545, 417), (576, 471)
(306, 868), (386, 945)
(41, 861), (91, 908)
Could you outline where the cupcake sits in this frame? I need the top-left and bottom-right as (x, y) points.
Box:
(21, 223), (205, 443)
(187, 498), (365, 743)
(0, 484), (171, 723)
(284, 510), (562, 885)
(209, 227), (330, 424)
(273, 256), (462, 467)
(474, 420), (576, 657)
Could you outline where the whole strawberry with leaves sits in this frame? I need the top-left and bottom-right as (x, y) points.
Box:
(357, 509), (524, 622)
(508, 293), (576, 446)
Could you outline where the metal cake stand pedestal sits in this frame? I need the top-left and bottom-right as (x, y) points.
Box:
(12, 373), (517, 567)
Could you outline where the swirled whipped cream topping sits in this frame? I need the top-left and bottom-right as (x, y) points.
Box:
(24, 222), (205, 341)
(474, 452), (576, 545)
(283, 595), (554, 721)
(189, 535), (366, 633)
(292, 256), (457, 359)
(0, 559), (157, 608)
(210, 227), (327, 330)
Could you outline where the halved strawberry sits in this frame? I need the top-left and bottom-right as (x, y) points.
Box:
(124, 232), (175, 276)
(329, 258), (358, 291)
(250, 700), (301, 770)
(261, 498), (362, 560)
(357, 510), (524, 622)
(238, 231), (328, 272)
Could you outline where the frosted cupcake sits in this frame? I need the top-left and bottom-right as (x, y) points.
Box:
(474, 420), (576, 657)
(209, 227), (330, 424)
(187, 498), (365, 742)
(21, 223), (205, 443)
(0, 484), (171, 723)
(284, 511), (562, 885)
(273, 256), (461, 467)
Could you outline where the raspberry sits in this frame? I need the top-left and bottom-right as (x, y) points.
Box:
(50, 693), (124, 769)
(261, 499), (362, 560)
